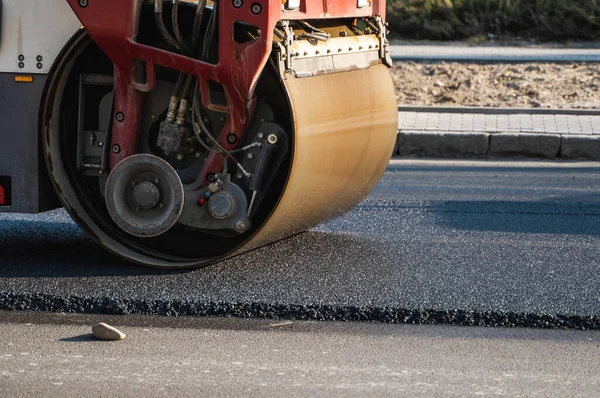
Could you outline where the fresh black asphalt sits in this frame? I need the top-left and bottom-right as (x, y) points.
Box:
(1, 160), (600, 329)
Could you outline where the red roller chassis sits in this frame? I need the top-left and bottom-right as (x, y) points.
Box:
(65, 0), (386, 182)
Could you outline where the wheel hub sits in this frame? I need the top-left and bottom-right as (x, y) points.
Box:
(105, 154), (184, 238)
(207, 191), (236, 220)
(132, 181), (161, 209)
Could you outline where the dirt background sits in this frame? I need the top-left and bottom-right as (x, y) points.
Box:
(391, 62), (600, 109)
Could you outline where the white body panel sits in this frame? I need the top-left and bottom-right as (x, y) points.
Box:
(0, 0), (81, 74)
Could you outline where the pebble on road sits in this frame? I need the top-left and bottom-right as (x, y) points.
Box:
(91, 323), (126, 341)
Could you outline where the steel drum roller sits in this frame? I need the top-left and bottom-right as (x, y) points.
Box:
(40, 1), (398, 268)
(242, 64), (398, 252)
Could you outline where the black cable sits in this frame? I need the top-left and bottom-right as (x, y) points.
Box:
(202, 1), (218, 61)
(192, 85), (251, 177)
(191, 101), (218, 154)
(154, 0), (185, 53)
(182, 74), (195, 101)
(298, 20), (329, 36)
(192, 0), (207, 51)
(173, 73), (186, 97)
(170, 0), (208, 121)
(172, 0), (191, 54)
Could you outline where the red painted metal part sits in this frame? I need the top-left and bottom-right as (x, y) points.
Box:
(64, 0), (385, 180)
(0, 184), (5, 206)
(110, 66), (147, 169)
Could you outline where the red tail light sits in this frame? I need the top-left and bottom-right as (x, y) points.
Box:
(0, 177), (10, 206)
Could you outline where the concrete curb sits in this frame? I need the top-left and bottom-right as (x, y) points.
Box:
(389, 45), (600, 64)
(561, 135), (600, 161)
(489, 133), (560, 158)
(398, 132), (489, 157)
(395, 131), (600, 160)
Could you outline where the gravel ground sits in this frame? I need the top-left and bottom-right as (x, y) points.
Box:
(392, 62), (600, 109)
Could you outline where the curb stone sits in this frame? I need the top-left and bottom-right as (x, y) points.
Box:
(488, 133), (561, 158)
(561, 135), (600, 161)
(398, 131), (489, 157)
(395, 131), (600, 160)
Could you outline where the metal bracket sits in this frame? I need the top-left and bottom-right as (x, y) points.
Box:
(374, 16), (392, 67)
(280, 21), (295, 73)
(276, 18), (390, 78)
(76, 74), (114, 176)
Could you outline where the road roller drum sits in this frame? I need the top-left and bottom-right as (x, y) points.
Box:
(0, 0), (397, 268)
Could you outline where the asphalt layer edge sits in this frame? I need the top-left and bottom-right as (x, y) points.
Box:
(1, 292), (599, 330)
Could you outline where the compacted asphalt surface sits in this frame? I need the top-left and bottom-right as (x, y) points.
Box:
(1, 159), (600, 328)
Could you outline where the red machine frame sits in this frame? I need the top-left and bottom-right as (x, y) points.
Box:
(65, 0), (386, 181)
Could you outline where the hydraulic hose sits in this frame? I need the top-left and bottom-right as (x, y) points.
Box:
(166, 73), (186, 122)
(176, 74), (196, 125)
(172, 0), (191, 54)
(192, 0), (207, 51)
(154, 0), (184, 53)
(202, 0), (218, 61)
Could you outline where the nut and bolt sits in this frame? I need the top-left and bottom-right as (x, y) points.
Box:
(112, 144), (121, 154)
(207, 173), (216, 182)
(251, 3), (262, 14)
(227, 134), (237, 144)
(116, 112), (125, 122)
(208, 182), (220, 193)
(247, 153), (253, 159)
(195, 152), (202, 158)
(236, 221), (247, 231)
(258, 133), (264, 139)
(154, 178), (160, 184)
(158, 203), (164, 209)
(98, 141), (103, 147)
(236, 173), (243, 179)
(135, 206), (141, 212)
(131, 181), (137, 187)
(176, 154), (184, 161)
(78, 0), (88, 7)
(232, 0), (243, 8)
(267, 134), (278, 144)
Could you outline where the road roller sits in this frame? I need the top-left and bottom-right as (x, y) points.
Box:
(0, 0), (397, 268)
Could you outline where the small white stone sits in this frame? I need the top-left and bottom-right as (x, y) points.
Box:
(91, 323), (126, 341)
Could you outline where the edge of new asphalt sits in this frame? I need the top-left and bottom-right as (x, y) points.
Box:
(392, 44), (600, 160)
(1, 293), (598, 330)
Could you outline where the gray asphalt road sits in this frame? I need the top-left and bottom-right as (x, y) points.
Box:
(1, 160), (600, 328)
(0, 312), (599, 397)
